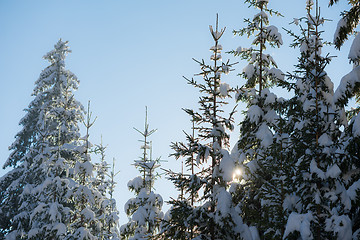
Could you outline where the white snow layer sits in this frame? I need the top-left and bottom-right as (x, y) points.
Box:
(318, 133), (333, 147)
(267, 68), (284, 81)
(249, 226), (260, 240)
(266, 25), (283, 45)
(49, 202), (62, 222)
(255, 123), (273, 148)
(219, 150), (235, 182)
(325, 215), (352, 240)
(347, 179), (360, 200)
(81, 207), (95, 222)
(334, 66), (360, 105)
(128, 176), (144, 192)
(333, 18), (346, 44)
(216, 188), (232, 217)
(310, 159), (325, 180)
(243, 64), (256, 79)
(349, 33), (360, 63)
(261, 88), (277, 105)
(353, 113), (360, 137)
(248, 105), (263, 124)
(325, 164), (341, 179)
(283, 194), (301, 212)
(220, 82), (230, 97)
(283, 212), (314, 240)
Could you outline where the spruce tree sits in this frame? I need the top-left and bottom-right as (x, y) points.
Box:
(333, 93), (360, 239)
(333, 104), (360, 239)
(283, 1), (353, 239)
(163, 15), (254, 240)
(159, 117), (200, 239)
(120, 108), (164, 239)
(0, 39), (85, 239)
(331, 2), (360, 238)
(0, 40), (106, 240)
(105, 159), (121, 240)
(65, 102), (103, 240)
(229, 0), (287, 238)
(93, 142), (120, 240)
(329, 0), (360, 49)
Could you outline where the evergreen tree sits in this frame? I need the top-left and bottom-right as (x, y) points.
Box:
(332, 2), (360, 238)
(105, 159), (121, 240)
(0, 39), (86, 239)
(93, 142), (120, 240)
(329, 0), (360, 49)
(1, 40), (68, 239)
(283, 1), (352, 239)
(65, 102), (103, 240)
(333, 94), (360, 239)
(159, 117), (200, 239)
(0, 40), (107, 240)
(120, 108), (164, 240)
(230, 0), (287, 238)
(162, 15), (254, 240)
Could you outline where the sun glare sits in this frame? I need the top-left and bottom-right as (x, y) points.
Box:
(233, 167), (243, 182)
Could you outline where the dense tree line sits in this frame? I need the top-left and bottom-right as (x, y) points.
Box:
(1, 0), (360, 239)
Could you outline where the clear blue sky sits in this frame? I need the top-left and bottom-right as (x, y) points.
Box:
(0, 0), (353, 224)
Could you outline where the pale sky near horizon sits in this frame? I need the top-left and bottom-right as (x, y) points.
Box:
(0, 0), (354, 225)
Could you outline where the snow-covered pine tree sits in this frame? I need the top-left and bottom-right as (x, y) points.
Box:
(331, 3), (360, 239)
(0, 39), (100, 239)
(329, 0), (360, 49)
(330, 1), (360, 236)
(93, 141), (110, 236)
(163, 15), (255, 240)
(93, 142), (120, 240)
(283, 1), (353, 239)
(64, 102), (104, 240)
(93, 142), (109, 196)
(0, 39), (77, 237)
(23, 102), (90, 240)
(333, 66), (360, 239)
(105, 159), (121, 240)
(229, 0), (287, 238)
(120, 108), (164, 240)
(159, 117), (200, 239)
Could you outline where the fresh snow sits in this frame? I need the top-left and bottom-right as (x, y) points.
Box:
(347, 179), (360, 200)
(128, 176), (144, 192)
(220, 82), (230, 97)
(318, 133), (333, 147)
(353, 113), (360, 137)
(334, 65), (360, 105)
(219, 150), (235, 182)
(310, 159), (325, 180)
(255, 123), (273, 148)
(325, 164), (341, 179)
(325, 215), (352, 240)
(267, 67), (284, 81)
(216, 188), (232, 217)
(266, 25), (283, 45)
(349, 33), (360, 63)
(334, 18), (346, 44)
(243, 64), (256, 79)
(248, 105), (263, 124)
(283, 212), (314, 240)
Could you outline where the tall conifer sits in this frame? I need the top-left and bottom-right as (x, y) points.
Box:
(93, 142), (120, 240)
(283, 1), (352, 239)
(230, 0), (286, 238)
(162, 15), (254, 240)
(120, 108), (164, 239)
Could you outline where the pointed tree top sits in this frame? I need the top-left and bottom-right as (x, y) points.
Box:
(133, 106), (157, 139)
(43, 39), (72, 63)
(209, 14), (226, 41)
